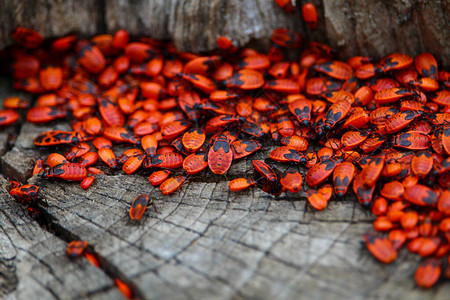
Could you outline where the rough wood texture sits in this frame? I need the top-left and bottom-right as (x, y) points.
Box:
(0, 0), (448, 65)
(1, 75), (450, 298)
(0, 0), (102, 48)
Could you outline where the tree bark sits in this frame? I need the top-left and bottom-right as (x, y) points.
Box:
(0, 0), (448, 65)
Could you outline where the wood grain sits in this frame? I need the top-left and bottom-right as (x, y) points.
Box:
(0, 0), (448, 65)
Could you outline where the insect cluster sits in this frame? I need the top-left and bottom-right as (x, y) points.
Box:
(2, 1), (450, 291)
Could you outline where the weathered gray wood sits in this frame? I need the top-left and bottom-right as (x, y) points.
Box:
(20, 172), (448, 300)
(0, 0), (102, 48)
(0, 176), (123, 300)
(0, 0), (448, 65)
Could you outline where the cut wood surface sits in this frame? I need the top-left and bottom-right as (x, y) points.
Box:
(1, 77), (450, 299)
(0, 0), (449, 298)
(0, 0), (448, 65)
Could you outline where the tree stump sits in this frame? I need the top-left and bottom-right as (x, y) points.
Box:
(0, 0), (448, 64)
(1, 0), (449, 299)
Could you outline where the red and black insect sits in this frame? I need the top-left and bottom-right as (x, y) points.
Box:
(26, 105), (67, 124)
(305, 156), (342, 187)
(403, 184), (438, 207)
(322, 99), (352, 132)
(129, 194), (152, 220)
(44, 163), (88, 181)
(271, 28), (302, 48)
(103, 126), (140, 145)
(208, 135), (233, 175)
(32, 158), (45, 175)
(352, 174), (376, 207)
(34, 130), (90, 147)
(314, 61), (353, 80)
(122, 152), (146, 175)
(231, 139), (262, 159)
(415, 258), (441, 288)
(275, 0), (296, 13)
(148, 170), (171, 186)
(98, 96), (125, 127)
(393, 131), (430, 150)
(229, 178), (256, 192)
(289, 98), (312, 125)
(13, 27), (43, 49)
(77, 41), (106, 73)
(183, 152), (208, 175)
(0, 109), (19, 127)
(224, 69), (265, 90)
(279, 170), (303, 193)
(252, 160), (277, 183)
(332, 162), (355, 198)
(98, 148), (117, 169)
(9, 184), (40, 205)
(411, 151), (433, 178)
(160, 175), (187, 195)
(270, 146), (306, 164)
(147, 152), (184, 169)
(363, 233), (397, 264)
(67, 240), (88, 259)
(302, 3), (318, 30)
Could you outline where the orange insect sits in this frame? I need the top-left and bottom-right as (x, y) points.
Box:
(76, 41), (106, 73)
(305, 157), (341, 187)
(47, 153), (68, 168)
(103, 126), (140, 145)
(148, 152), (183, 169)
(67, 240), (88, 259)
(302, 3), (318, 30)
(411, 151), (433, 178)
(394, 131), (430, 150)
(275, 0), (296, 13)
(98, 148), (117, 169)
(9, 184), (40, 205)
(404, 185), (438, 207)
(252, 160), (277, 183)
(183, 152), (208, 175)
(229, 178), (256, 192)
(32, 158), (45, 175)
(363, 233), (397, 264)
(122, 152), (146, 175)
(148, 170), (171, 186)
(98, 96), (125, 127)
(271, 28), (302, 48)
(314, 61), (353, 80)
(415, 258), (441, 288)
(39, 65), (63, 91)
(280, 170), (303, 193)
(288, 98), (312, 125)
(44, 163), (88, 181)
(80, 175), (95, 189)
(129, 194), (152, 220)
(332, 162), (355, 198)
(13, 27), (43, 48)
(160, 175), (187, 195)
(352, 174), (376, 207)
(208, 135), (233, 175)
(124, 42), (157, 63)
(0, 109), (19, 127)
(415, 52), (438, 79)
(306, 188), (328, 210)
(34, 130), (90, 147)
(3, 97), (30, 109)
(321, 99), (352, 132)
(225, 69), (265, 90)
